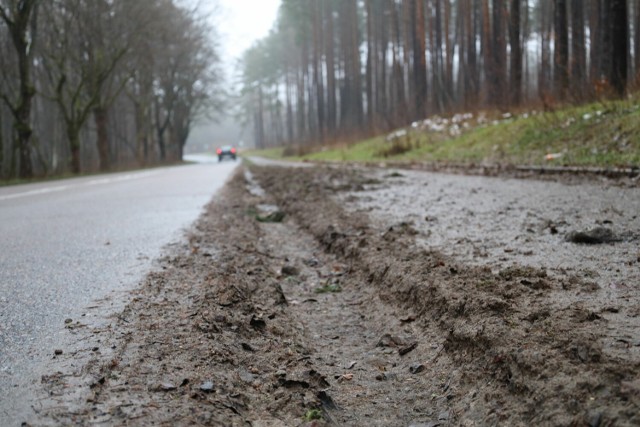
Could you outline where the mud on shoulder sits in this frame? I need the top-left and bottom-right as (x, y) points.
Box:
(36, 164), (640, 426)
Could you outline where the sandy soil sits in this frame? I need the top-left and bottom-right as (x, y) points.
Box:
(31, 164), (640, 426)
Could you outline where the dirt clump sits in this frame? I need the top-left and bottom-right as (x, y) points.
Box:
(33, 164), (640, 426)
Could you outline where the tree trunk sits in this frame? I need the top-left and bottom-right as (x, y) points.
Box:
(458, 0), (468, 106)
(412, 0), (428, 119)
(134, 101), (148, 166)
(444, 0), (454, 110)
(570, 0), (586, 97)
(539, 0), (552, 99)
(67, 124), (82, 174)
(481, 0), (493, 104)
(390, 0), (407, 126)
(296, 67), (306, 143)
(340, 0), (363, 132)
(0, 114), (3, 178)
(610, 0), (628, 96)
(1, 0), (39, 179)
(350, 0), (364, 129)
(256, 85), (265, 149)
(509, 0), (522, 105)
(324, 0), (337, 138)
(433, 0), (445, 112)
(554, 0), (569, 99)
(366, 0), (374, 127)
(492, 0), (507, 106)
(403, 0), (415, 119)
(635, 0), (640, 81)
(94, 106), (111, 171)
(467, 0), (480, 106)
(591, 0), (611, 87)
(16, 101), (33, 178)
(285, 63), (295, 145)
(154, 101), (167, 161)
(312, 0), (325, 143)
(375, 0), (389, 125)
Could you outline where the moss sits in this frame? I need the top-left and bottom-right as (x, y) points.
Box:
(303, 409), (323, 421)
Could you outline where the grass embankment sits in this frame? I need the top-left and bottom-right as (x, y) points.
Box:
(249, 98), (640, 169)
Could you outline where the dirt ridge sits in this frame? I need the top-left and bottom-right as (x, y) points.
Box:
(252, 164), (640, 426)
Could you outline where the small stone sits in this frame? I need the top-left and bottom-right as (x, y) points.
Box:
(199, 381), (215, 393)
(565, 227), (619, 244)
(250, 316), (266, 330)
(256, 211), (286, 223)
(409, 364), (425, 374)
(281, 265), (300, 276)
(588, 412), (603, 427)
(438, 411), (450, 421)
(376, 372), (397, 381)
(159, 382), (176, 391)
(64, 318), (73, 324)
(377, 334), (403, 347)
(305, 257), (320, 267)
(239, 370), (255, 384)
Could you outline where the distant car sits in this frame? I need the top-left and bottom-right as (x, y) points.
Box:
(216, 145), (237, 161)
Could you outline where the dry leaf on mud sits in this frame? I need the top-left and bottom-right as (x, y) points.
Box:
(337, 373), (354, 382)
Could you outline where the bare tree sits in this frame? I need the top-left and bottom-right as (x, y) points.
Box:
(0, 0), (39, 178)
(39, 0), (128, 173)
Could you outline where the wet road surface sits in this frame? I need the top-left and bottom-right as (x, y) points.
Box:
(0, 156), (238, 425)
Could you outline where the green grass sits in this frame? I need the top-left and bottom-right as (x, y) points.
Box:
(250, 98), (640, 168)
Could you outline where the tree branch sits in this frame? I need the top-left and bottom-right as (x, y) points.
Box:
(0, 4), (12, 27)
(0, 92), (17, 115)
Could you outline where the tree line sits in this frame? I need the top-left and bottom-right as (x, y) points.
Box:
(0, 0), (222, 179)
(240, 0), (638, 149)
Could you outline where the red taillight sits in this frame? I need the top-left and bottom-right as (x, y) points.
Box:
(231, 148), (236, 154)
(216, 148), (222, 154)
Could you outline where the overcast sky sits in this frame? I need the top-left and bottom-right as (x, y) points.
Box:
(186, 0), (281, 149)
(213, 0), (280, 72)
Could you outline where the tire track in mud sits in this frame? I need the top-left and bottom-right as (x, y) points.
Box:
(252, 164), (640, 426)
(248, 169), (453, 426)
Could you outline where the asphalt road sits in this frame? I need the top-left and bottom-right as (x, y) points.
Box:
(0, 156), (238, 425)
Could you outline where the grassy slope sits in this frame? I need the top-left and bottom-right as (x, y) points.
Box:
(249, 99), (640, 168)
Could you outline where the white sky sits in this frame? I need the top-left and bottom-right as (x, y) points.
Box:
(185, 0), (281, 148)
(212, 0), (281, 72)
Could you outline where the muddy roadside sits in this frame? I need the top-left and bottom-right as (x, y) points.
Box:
(32, 163), (639, 426)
